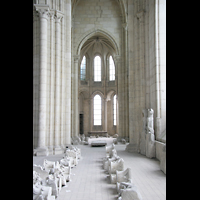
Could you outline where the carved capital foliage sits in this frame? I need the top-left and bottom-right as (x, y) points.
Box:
(55, 10), (64, 23)
(34, 4), (50, 20)
(49, 10), (55, 20)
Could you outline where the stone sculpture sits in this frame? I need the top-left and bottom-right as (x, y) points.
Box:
(80, 134), (85, 141)
(48, 174), (62, 193)
(33, 167), (60, 198)
(65, 149), (78, 166)
(103, 149), (118, 171)
(109, 158), (125, 184)
(147, 108), (154, 134)
(117, 183), (143, 200)
(33, 171), (43, 185)
(54, 170), (67, 186)
(71, 136), (81, 145)
(62, 156), (75, 168)
(105, 143), (115, 157)
(109, 158), (124, 173)
(121, 139), (126, 144)
(33, 182), (55, 200)
(60, 157), (71, 168)
(43, 159), (56, 173)
(33, 146), (82, 199)
(113, 138), (118, 144)
(55, 161), (71, 181)
(33, 165), (49, 180)
(83, 137), (89, 145)
(69, 145), (81, 159)
(145, 108), (156, 158)
(116, 168), (132, 185)
(45, 175), (60, 197)
(33, 170), (56, 200)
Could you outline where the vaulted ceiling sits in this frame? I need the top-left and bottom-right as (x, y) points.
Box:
(72, 0), (127, 23)
(81, 34), (116, 56)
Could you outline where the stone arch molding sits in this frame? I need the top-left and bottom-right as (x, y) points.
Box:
(79, 89), (89, 99)
(76, 28), (120, 56)
(91, 90), (104, 99)
(106, 89), (116, 101)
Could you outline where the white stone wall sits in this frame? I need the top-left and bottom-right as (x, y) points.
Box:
(33, 0), (166, 161)
(72, 0), (127, 138)
(126, 0), (166, 157)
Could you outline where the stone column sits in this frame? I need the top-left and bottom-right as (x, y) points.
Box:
(54, 11), (63, 154)
(65, 0), (72, 146)
(104, 98), (108, 132)
(34, 4), (50, 156)
(126, 11), (139, 153)
(122, 22), (129, 140)
(137, 10), (146, 155)
(115, 56), (123, 138)
(48, 11), (55, 155)
(72, 55), (79, 138)
(60, 12), (65, 149)
(155, 0), (166, 140)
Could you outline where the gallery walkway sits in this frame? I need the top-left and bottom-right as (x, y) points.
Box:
(33, 138), (166, 200)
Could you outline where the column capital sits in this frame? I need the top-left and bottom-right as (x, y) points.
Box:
(114, 55), (122, 63)
(49, 10), (55, 20)
(55, 10), (64, 23)
(74, 55), (80, 62)
(122, 23), (128, 30)
(136, 10), (145, 23)
(34, 4), (50, 20)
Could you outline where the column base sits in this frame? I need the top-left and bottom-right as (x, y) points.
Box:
(125, 143), (139, 153)
(53, 146), (64, 155)
(34, 147), (49, 156)
(48, 146), (54, 155)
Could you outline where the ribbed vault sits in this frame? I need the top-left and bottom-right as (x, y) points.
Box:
(81, 34), (116, 56)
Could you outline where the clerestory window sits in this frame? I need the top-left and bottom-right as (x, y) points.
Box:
(93, 94), (102, 125)
(113, 94), (116, 125)
(109, 56), (115, 81)
(80, 56), (86, 80)
(94, 56), (101, 81)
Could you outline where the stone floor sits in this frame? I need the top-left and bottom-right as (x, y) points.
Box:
(33, 138), (166, 200)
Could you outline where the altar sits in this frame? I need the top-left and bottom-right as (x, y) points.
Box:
(87, 131), (108, 137)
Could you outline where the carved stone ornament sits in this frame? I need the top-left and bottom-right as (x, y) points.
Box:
(34, 4), (50, 20)
(55, 10), (64, 23)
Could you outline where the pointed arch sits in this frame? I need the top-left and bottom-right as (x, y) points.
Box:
(76, 29), (120, 56)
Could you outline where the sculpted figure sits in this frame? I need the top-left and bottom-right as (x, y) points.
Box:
(147, 108), (154, 134)
(146, 108), (155, 158)
(117, 183), (143, 200)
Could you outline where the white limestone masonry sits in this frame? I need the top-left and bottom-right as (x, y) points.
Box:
(33, 0), (166, 175)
